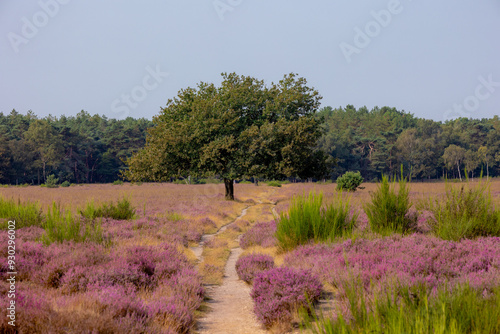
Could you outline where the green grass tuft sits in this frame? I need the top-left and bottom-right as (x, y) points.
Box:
(0, 196), (43, 229)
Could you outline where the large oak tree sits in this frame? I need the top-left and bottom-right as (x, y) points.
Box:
(123, 73), (328, 199)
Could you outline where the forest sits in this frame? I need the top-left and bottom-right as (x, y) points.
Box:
(0, 106), (499, 185)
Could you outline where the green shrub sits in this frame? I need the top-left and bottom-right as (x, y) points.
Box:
(238, 180), (253, 184)
(79, 197), (136, 221)
(276, 191), (357, 251)
(364, 174), (414, 235)
(42, 202), (105, 244)
(266, 180), (282, 187)
(60, 181), (71, 187)
(112, 180), (124, 185)
(308, 282), (500, 334)
(424, 181), (500, 241)
(0, 196), (43, 229)
(336, 171), (364, 192)
(44, 175), (59, 188)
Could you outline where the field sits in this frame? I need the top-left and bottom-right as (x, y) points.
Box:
(1, 180), (500, 333)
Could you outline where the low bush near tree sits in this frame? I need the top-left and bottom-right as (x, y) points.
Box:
(336, 171), (364, 192)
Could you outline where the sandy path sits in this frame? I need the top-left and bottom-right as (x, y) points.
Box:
(195, 203), (269, 334)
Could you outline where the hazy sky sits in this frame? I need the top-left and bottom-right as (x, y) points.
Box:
(1, 1), (499, 122)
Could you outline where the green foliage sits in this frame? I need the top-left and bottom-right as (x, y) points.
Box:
(112, 180), (124, 185)
(42, 202), (105, 244)
(364, 174), (414, 235)
(164, 211), (184, 222)
(266, 180), (282, 187)
(60, 180), (70, 187)
(124, 73), (327, 200)
(238, 180), (253, 184)
(79, 198), (136, 221)
(336, 171), (364, 191)
(0, 196), (43, 229)
(423, 181), (500, 240)
(307, 282), (500, 334)
(276, 191), (356, 251)
(44, 174), (59, 188)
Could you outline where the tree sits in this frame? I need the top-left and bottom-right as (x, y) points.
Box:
(464, 149), (479, 180)
(124, 73), (327, 200)
(443, 145), (466, 181)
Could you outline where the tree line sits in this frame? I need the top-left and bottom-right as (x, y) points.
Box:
(1, 105), (499, 185)
(0, 110), (152, 185)
(317, 105), (500, 181)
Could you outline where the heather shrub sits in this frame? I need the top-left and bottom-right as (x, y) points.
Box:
(251, 267), (322, 329)
(336, 171), (364, 192)
(364, 174), (414, 235)
(240, 220), (277, 249)
(79, 197), (136, 221)
(424, 181), (500, 241)
(0, 196), (43, 229)
(276, 191), (357, 251)
(236, 253), (275, 283)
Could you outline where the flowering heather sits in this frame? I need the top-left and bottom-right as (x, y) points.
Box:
(240, 220), (277, 249)
(236, 253), (275, 283)
(251, 267), (322, 329)
(284, 234), (500, 294)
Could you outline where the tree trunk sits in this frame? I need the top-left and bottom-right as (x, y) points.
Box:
(457, 161), (462, 181)
(487, 162), (489, 181)
(224, 178), (234, 200)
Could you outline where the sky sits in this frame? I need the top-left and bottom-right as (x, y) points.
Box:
(0, 1), (499, 122)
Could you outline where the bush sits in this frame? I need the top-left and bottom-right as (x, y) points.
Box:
(251, 267), (322, 329)
(240, 220), (277, 249)
(336, 171), (364, 192)
(267, 180), (282, 187)
(424, 181), (500, 241)
(60, 181), (70, 187)
(44, 175), (59, 188)
(112, 180), (124, 185)
(364, 175), (414, 235)
(236, 253), (274, 284)
(276, 191), (357, 251)
(79, 198), (136, 221)
(0, 196), (43, 229)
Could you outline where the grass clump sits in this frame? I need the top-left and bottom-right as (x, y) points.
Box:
(0, 196), (43, 228)
(364, 174), (414, 236)
(424, 180), (500, 241)
(336, 171), (364, 191)
(42, 202), (105, 244)
(276, 191), (356, 251)
(266, 180), (282, 187)
(79, 197), (136, 221)
(308, 282), (500, 334)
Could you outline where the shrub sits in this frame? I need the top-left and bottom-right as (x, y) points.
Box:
(60, 180), (70, 187)
(276, 191), (357, 251)
(44, 175), (59, 188)
(79, 197), (136, 221)
(364, 175), (414, 235)
(336, 171), (364, 192)
(240, 220), (277, 249)
(0, 196), (43, 229)
(424, 181), (500, 241)
(267, 180), (282, 187)
(112, 180), (124, 185)
(236, 253), (275, 284)
(251, 267), (322, 329)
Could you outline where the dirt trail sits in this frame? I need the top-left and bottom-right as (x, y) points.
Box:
(196, 195), (275, 334)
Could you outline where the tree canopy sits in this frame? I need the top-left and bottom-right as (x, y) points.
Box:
(124, 73), (328, 199)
